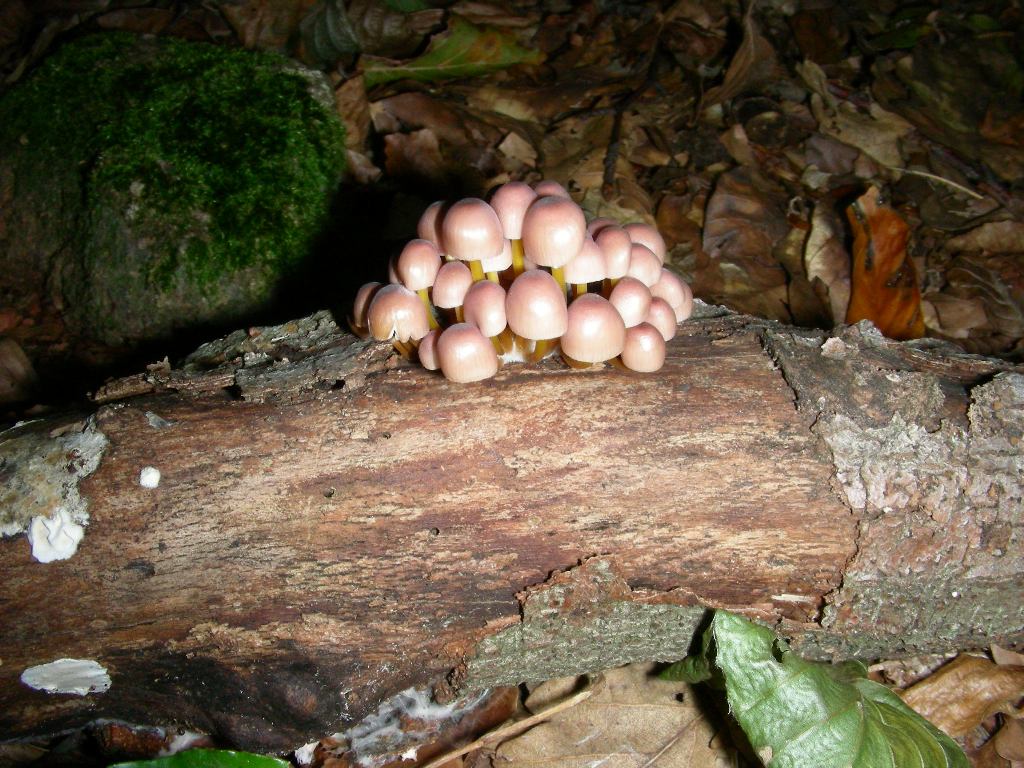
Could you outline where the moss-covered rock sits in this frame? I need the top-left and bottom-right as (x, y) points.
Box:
(0, 32), (346, 346)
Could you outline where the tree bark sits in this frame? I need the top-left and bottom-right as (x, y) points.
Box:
(1, 308), (1021, 754)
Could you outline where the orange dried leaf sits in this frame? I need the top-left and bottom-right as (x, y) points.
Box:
(844, 186), (925, 340)
(900, 654), (1024, 738)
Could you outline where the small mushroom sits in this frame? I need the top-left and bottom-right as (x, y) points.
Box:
(560, 294), (626, 369)
(624, 222), (667, 264)
(396, 239), (442, 329)
(620, 322), (666, 372)
(437, 323), (499, 382)
(625, 243), (662, 287)
(417, 328), (442, 371)
(417, 200), (445, 247)
(645, 297), (678, 341)
(366, 284), (430, 358)
(490, 182), (537, 278)
(349, 281), (383, 338)
(608, 276), (652, 329)
(563, 236), (607, 300)
(521, 195), (587, 296)
(481, 238), (513, 284)
(595, 225), (632, 294)
(534, 179), (571, 197)
(432, 260), (474, 324)
(650, 268), (694, 322)
(506, 269), (569, 363)
(441, 198), (504, 282)
(463, 279), (513, 354)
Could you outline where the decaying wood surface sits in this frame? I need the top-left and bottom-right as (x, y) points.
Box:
(1, 307), (1021, 754)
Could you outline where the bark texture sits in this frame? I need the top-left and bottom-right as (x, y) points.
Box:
(1, 308), (1021, 754)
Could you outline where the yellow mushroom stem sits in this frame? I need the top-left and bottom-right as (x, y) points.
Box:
(529, 338), (556, 363)
(511, 239), (526, 276)
(551, 266), (567, 297)
(416, 289), (440, 330)
(486, 271), (501, 284)
(468, 260), (486, 282)
(392, 339), (415, 359)
(571, 283), (588, 300)
(455, 305), (465, 323)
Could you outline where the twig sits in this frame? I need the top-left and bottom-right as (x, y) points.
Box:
(418, 680), (599, 768)
(884, 166), (986, 200)
(639, 716), (700, 766)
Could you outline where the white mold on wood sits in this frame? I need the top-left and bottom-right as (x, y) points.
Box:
(139, 466), (161, 488)
(20, 658), (111, 696)
(27, 508), (85, 562)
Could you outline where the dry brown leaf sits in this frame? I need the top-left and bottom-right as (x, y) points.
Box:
(993, 647), (1024, 668)
(219, 0), (315, 52)
(383, 129), (448, 186)
(702, 5), (777, 110)
(946, 221), (1024, 254)
(901, 654), (1024, 738)
(699, 167), (790, 321)
(844, 186), (925, 340)
(334, 75), (372, 150)
(996, 718), (1024, 762)
(920, 294), (988, 339)
(970, 738), (1013, 768)
(804, 202), (850, 324)
(494, 663), (737, 768)
(799, 59), (914, 169)
(776, 223), (831, 328)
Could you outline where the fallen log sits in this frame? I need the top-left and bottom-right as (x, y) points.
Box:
(1, 307), (1021, 755)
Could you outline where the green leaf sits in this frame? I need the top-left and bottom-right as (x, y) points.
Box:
(362, 17), (543, 88)
(109, 748), (291, 768)
(691, 611), (969, 768)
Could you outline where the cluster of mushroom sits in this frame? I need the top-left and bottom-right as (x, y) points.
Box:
(349, 180), (693, 383)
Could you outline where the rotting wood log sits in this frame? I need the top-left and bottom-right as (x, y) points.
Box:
(1, 306), (1021, 754)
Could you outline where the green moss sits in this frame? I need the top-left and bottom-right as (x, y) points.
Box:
(0, 32), (346, 293)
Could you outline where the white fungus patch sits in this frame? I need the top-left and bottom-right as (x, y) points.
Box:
(20, 658), (111, 695)
(27, 508), (84, 562)
(294, 741), (320, 766)
(334, 686), (490, 768)
(139, 466), (161, 489)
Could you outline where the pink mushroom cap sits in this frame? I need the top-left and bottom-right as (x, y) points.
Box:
(650, 268), (694, 322)
(351, 282), (382, 330)
(645, 297), (678, 341)
(441, 197), (504, 262)
(595, 226), (633, 280)
(624, 222), (667, 264)
(489, 182), (538, 240)
(563, 236), (607, 286)
(521, 195), (587, 269)
(626, 243), (662, 287)
(561, 294), (626, 363)
(608, 276), (652, 328)
(396, 239), (442, 291)
(463, 280), (508, 338)
(367, 284), (430, 343)
(417, 200), (445, 247)
(417, 328), (442, 370)
(432, 261), (474, 309)
(621, 322), (667, 372)
(506, 269), (569, 340)
(533, 179), (570, 198)
(437, 323), (499, 382)
(481, 238), (513, 274)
